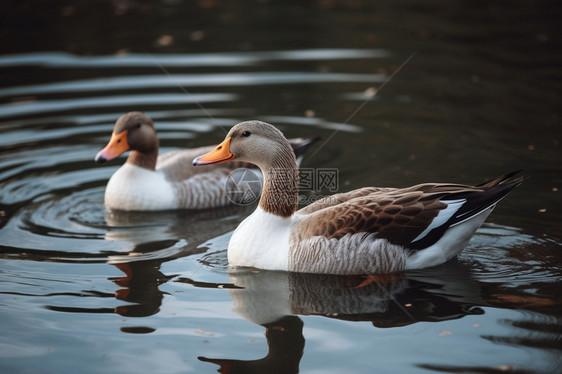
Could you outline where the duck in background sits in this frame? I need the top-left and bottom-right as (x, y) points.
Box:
(95, 112), (318, 211)
(193, 120), (523, 275)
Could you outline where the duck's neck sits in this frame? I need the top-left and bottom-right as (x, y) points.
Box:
(259, 150), (299, 218)
(126, 147), (158, 170)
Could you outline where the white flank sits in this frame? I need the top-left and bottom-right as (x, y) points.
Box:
(405, 207), (493, 269)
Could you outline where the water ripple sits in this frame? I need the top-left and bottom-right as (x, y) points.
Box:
(461, 223), (562, 284)
(262, 115), (363, 133)
(0, 49), (389, 68)
(0, 93), (238, 119)
(0, 72), (386, 98)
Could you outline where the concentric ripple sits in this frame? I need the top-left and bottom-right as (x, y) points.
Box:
(0, 48), (392, 264)
(461, 223), (561, 284)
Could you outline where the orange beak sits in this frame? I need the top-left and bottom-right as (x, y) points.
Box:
(95, 131), (130, 163)
(193, 137), (235, 166)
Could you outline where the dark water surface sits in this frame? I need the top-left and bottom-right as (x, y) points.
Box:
(1, 1), (561, 373)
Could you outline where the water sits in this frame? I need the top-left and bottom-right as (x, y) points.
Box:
(1, 1), (561, 373)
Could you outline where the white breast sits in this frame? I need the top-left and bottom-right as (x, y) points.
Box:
(228, 207), (294, 271)
(104, 164), (175, 211)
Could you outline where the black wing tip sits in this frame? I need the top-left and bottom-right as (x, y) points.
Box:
(409, 171), (525, 250)
(477, 170), (526, 188)
(449, 172), (524, 224)
(500, 169), (527, 184)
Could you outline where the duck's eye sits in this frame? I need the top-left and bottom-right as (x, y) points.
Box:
(136, 123), (141, 129)
(242, 131), (251, 137)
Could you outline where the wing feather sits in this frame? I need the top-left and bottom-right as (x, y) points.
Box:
(294, 172), (523, 251)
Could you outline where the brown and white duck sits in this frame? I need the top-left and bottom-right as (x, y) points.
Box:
(95, 112), (317, 211)
(193, 120), (523, 274)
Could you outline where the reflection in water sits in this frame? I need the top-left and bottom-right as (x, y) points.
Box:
(199, 315), (304, 374)
(192, 263), (488, 373)
(110, 262), (172, 318)
(2, 222), (559, 372)
(31, 205), (251, 320)
(43, 260), (172, 318)
(419, 313), (562, 373)
(103, 204), (249, 247)
(225, 263), (486, 327)
(103, 206), (251, 319)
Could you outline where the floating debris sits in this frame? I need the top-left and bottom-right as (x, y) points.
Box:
(364, 87), (377, 97)
(496, 364), (516, 372)
(195, 329), (216, 337)
(191, 30), (205, 41)
(156, 35), (174, 47)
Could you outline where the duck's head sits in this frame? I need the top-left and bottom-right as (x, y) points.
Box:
(95, 112), (158, 163)
(193, 120), (295, 170)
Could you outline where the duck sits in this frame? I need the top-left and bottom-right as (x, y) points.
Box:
(193, 120), (524, 275)
(95, 112), (317, 211)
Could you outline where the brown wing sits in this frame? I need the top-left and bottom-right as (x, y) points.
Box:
(293, 171), (523, 251)
(294, 186), (451, 247)
(294, 173), (523, 250)
(297, 187), (398, 215)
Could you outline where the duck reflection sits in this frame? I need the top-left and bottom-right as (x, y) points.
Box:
(109, 261), (172, 317)
(199, 315), (304, 374)
(41, 206), (248, 318)
(197, 262), (485, 373)
(105, 205), (251, 318)
(103, 204), (252, 246)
